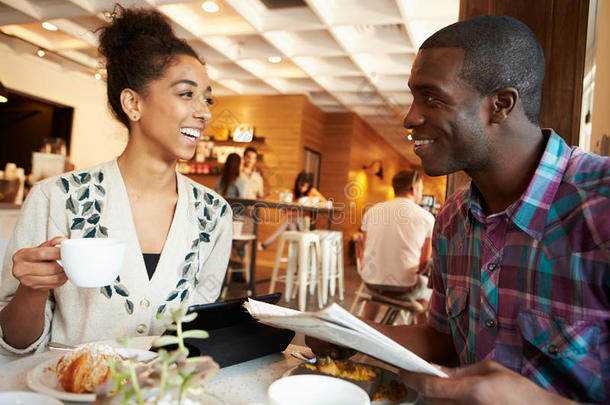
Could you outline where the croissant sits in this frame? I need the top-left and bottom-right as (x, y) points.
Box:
(56, 344), (121, 393)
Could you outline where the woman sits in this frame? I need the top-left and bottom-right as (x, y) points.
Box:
(0, 6), (232, 354)
(259, 171), (326, 250)
(215, 153), (246, 198)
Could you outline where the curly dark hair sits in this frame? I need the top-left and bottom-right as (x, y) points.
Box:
(421, 15), (545, 124)
(98, 4), (202, 127)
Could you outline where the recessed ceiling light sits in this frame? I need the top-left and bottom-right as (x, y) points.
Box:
(42, 22), (58, 31)
(202, 1), (219, 12)
(94, 73), (102, 80)
(37, 49), (45, 57)
(268, 56), (282, 63)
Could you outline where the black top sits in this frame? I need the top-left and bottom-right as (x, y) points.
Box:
(142, 253), (160, 280)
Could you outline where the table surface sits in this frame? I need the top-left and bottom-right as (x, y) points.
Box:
(0, 340), (422, 404)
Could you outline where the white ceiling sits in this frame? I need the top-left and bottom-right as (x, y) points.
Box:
(0, 0), (459, 163)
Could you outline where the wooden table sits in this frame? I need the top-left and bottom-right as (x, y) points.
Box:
(223, 198), (342, 297)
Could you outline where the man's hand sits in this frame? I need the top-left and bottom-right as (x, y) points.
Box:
(400, 360), (576, 405)
(304, 336), (357, 360)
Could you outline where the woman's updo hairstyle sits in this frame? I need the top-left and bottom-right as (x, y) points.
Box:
(98, 4), (201, 127)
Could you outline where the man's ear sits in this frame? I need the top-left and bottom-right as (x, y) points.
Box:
(489, 87), (519, 123)
(120, 88), (142, 122)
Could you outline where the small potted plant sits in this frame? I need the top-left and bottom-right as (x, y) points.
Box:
(94, 304), (222, 405)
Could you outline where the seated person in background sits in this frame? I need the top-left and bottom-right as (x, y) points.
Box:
(0, 6), (232, 354)
(308, 14), (609, 404)
(240, 147), (265, 200)
(215, 153), (246, 198)
(360, 170), (434, 321)
(259, 171), (326, 250)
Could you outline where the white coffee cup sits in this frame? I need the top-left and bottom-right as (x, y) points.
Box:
(58, 238), (126, 287)
(268, 375), (370, 405)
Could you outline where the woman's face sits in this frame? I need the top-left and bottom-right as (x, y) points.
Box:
(298, 181), (310, 193)
(135, 54), (212, 161)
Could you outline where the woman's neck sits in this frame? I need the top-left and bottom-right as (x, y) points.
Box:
(117, 139), (177, 197)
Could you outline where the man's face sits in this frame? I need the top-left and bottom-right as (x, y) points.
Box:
(243, 151), (257, 169)
(404, 48), (491, 176)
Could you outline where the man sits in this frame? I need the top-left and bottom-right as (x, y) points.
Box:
(360, 170), (434, 320)
(240, 147), (264, 199)
(309, 15), (609, 403)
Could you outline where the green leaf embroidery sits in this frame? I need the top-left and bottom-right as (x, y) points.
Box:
(157, 304), (166, 315)
(98, 226), (108, 236)
(184, 252), (195, 262)
(204, 193), (214, 205)
(198, 218), (207, 231)
(125, 299), (134, 314)
(176, 278), (187, 288)
(220, 204), (227, 217)
(101, 285), (112, 298)
(84, 227), (96, 238)
(66, 196), (77, 215)
(94, 200), (103, 213)
(193, 188), (199, 199)
(116, 275), (120, 282)
(199, 232), (210, 243)
(191, 239), (199, 249)
(207, 219), (218, 232)
(71, 217), (85, 230)
(87, 214), (100, 224)
(180, 289), (189, 303)
(70, 174), (81, 186)
(77, 187), (90, 201)
(94, 184), (105, 196)
(182, 263), (191, 277)
(58, 177), (69, 193)
(81, 201), (94, 216)
(213, 199), (220, 207)
(194, 201), (201, 209)
(79, 173), (91, 183)
(114, 283), (130, 297)
(204, 206), (211, 220)
(166, 290), (179, 301)
(97, 171), (104, 183)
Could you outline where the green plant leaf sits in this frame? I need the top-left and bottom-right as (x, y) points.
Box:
(182, 330), (209, 339)
(182, 312), (197, 323)
(153, 335), (180, 348)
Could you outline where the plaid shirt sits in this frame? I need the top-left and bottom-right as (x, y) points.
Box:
(428, 130), (610, 403)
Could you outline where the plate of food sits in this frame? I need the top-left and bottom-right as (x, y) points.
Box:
(26, 343), (157, 402)
(283, 357), (418, 405)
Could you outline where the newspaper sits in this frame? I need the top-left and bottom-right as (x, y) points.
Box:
(244, 298), (447, 378)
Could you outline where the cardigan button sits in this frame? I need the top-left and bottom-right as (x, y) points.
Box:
(136, 324), (147, 334)
(140, 299), (150, 309)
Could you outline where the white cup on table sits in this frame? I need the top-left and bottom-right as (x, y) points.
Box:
(267, 375), (370, 405)
(58, 238), (126, 287)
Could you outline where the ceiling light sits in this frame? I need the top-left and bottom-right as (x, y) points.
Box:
(268, 56), (282, 63)
(42, 22), (58, 31)
(94, 73), (102, 80)
(202, 1), (219, 12)
(37, 49), (45, 57)
(0, 81), (8, 103)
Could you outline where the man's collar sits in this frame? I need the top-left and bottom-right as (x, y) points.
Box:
(467, 130), (572, 240)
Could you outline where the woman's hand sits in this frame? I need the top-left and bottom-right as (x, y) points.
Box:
(12, 236), (68, 292)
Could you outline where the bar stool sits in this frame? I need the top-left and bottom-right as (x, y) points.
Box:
(312, 230), (344, 304)
(221, 221), (256, 298)
(269, 230), (323, 311)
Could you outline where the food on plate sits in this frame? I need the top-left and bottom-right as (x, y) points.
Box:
(374, 379), (408, 402)
(55, 344), (121, 393)
(294, 357), (382, 399)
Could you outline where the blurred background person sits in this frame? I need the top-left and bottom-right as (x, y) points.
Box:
(240, 147), (264, 200)
(360, 170), (434, 321)
(215, 153), (245, 198)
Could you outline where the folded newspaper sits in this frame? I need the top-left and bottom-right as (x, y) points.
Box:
(244, 298), (447, 378)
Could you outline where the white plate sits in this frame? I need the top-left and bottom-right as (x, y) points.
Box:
(283, 365), (418, 405)
(0, 391), (63, 405)
(26, 348), (158, 403)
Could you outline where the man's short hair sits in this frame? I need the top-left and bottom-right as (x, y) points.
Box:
(392, 170), (421, 195)
(421, 15), (545, 124)
(244, 146), (258, 156)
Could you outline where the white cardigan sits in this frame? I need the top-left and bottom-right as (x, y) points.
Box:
(0, 159), (232, 355)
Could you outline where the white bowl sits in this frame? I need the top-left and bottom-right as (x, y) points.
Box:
(0, 391), (62, 405)
(268, 375), (370, 405)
